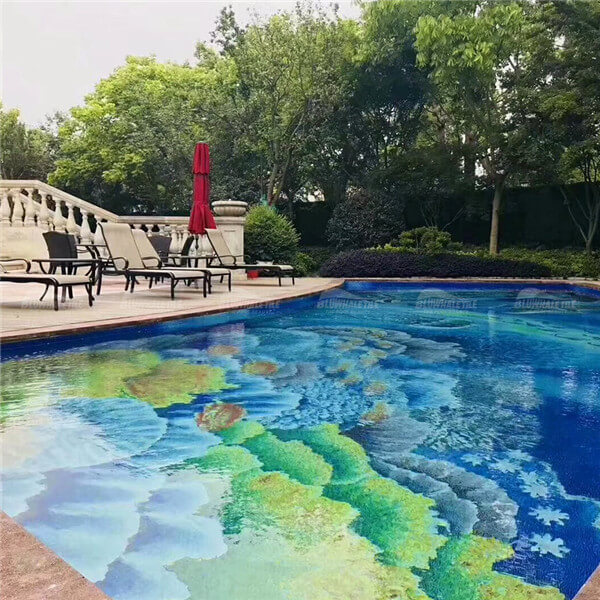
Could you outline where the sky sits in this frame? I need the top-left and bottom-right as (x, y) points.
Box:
(1, 1), (361, 127)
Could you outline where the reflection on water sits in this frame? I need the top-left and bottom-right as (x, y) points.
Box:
(1, 284), (599, 600)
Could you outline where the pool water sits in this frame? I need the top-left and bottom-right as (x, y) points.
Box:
(1, 283), (599, 600)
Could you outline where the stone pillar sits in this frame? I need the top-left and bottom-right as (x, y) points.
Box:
(212, 200), (248, 280)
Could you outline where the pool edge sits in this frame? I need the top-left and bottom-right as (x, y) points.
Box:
(575, 565), (600, 600)
(0, 511), (111, 600)
(2, 278), (598, 345)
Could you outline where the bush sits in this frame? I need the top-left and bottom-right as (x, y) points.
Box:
(319, 250), (554, 279)
(393, 227), (462, 253)
(491, 248), (600, 279)
(292, 246), (337, 276)
(293, 252), (318, 277)
(245, 206), (300, 263)
(326, 188), (405, 250)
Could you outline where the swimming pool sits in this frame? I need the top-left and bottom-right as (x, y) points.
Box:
(1, 282), (599, 600)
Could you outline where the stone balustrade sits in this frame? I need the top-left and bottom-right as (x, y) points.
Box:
(0, 180), (247, 261)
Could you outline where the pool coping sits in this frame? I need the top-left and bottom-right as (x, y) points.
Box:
(2, 277), (599, 345)
(1, 276), (599, 600)
(0, 511), (110, 600)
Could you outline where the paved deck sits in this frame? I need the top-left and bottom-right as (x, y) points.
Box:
(0, 276), (342, 342)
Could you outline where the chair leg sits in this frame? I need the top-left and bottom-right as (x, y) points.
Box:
(86, 283), (94, 306)
(228, 273), (231, 291)
(292, 274), (295, 285)
(39, 284), (50, 301)
(130, 277), (136, 293)
(53, 285), (59, 311)
(125, 276), (130, 291)
(170, 278), (176, 300)
(278, 273), (282, 286)
(203, 276), (207, 298)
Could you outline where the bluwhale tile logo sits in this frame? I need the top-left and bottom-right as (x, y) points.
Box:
(513, 287), (576, 312)
(316, 288), (379, 311)
(415, 288), (477, 311)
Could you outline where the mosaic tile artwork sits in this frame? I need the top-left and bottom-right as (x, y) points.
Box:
(1, 283), (599, 599)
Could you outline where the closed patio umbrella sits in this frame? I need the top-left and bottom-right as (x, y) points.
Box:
(188, 142), (216, 235)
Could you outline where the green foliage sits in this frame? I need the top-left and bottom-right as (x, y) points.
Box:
(11, 0), (599, 259)
(327, 187), (405, 250)
(0, 105), (54, 179)
(394, 227), (462, 254)
(50, 57), (208, 214)
(244, 205), (300, 263)
(292, 252), (318, 277)
(493, 247), (600, 279)
(415, 1), (556, 253)
(292, 246), (336, 276)
(319, 249), (553, 279)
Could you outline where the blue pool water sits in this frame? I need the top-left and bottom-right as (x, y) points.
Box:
(1, 283), (599, 600)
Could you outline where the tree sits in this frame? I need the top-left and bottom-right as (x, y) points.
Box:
(542, 0), (600, 253)
(197, 5), (360, 212)
(415, 2), (555, 254)
(50, 57), (209, 214)
(326, 187), (405, 250)
(0, 105), (54, 180)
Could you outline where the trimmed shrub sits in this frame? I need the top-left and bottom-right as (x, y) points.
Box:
(245, 206), (300, 263)
(492, 248), (600, 279)
(293, 252), (318, 277)
(326, 188), (405, 250)
(393, 227), (462, 253)
(319, 250), (554, 279)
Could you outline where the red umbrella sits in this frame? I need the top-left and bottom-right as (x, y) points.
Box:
(188, 142), (216, 235)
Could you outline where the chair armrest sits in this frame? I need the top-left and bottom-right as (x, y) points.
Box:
(217, 253), (241, 265)
(0, 258), (31, 272)
(31, 258), (99, 265)
(142, 256), (162, 268)
(111, 256), (129, 270)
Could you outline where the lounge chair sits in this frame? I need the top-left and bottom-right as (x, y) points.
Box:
(147, 234), (172, 261)
(131, 229), (231, 293)
(0, 228), (95, 310)
(100, 223), (211, 299)
(206, 228), (295, 285)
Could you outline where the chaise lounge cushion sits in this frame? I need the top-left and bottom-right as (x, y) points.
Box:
(0, 227), (50, 273)
(0, 272), (90, 284)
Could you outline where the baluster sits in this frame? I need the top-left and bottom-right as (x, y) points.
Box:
(0, 189), (12, 225)
(24, 192), (36, 226)
(53, 199), (66, 231)
(37, 194), (51, 231)
(11, 193), (24, 227)
(66, 202), (79, 235)
(80, 210), (92, 243)
(173, 226), (184, 254)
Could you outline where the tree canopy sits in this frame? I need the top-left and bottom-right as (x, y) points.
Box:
(3, 0), (600, 252)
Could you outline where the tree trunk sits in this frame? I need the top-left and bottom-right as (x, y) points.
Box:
(489, 175), (506, 255)
(267, 165), (278, 205)
(586, 184), (600, 254)
(463, 133), (476, 186)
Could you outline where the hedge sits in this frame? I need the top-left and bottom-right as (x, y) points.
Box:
(319, 250), (554, 279)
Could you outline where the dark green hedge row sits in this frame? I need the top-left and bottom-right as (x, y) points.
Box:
(319, 250), (554, 279)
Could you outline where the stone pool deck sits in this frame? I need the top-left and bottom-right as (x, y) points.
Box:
(0, 276), (343, 342)
(1, 275), (599, 600)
